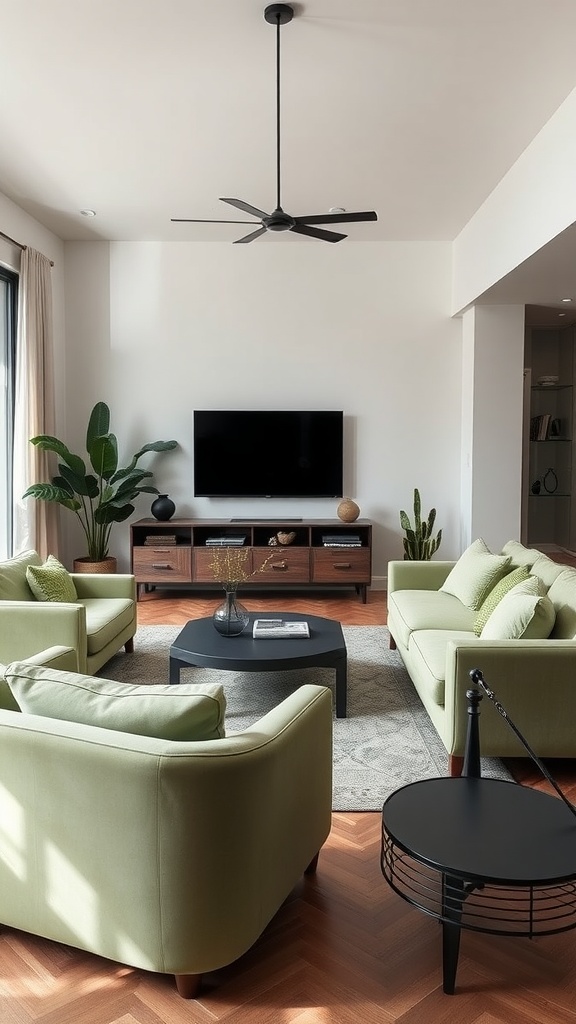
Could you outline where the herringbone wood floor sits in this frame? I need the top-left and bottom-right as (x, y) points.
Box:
(3, 586), (576, 1023)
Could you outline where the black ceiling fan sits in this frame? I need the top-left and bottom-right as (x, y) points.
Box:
(171, 3), (378, 244)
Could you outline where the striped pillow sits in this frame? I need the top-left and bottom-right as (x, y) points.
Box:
(473, 564), (530, 635)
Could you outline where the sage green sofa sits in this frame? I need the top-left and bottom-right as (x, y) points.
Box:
(387, 540), (576, 775)
(0, 549), (136, 673)
(0, 658), (333, 999)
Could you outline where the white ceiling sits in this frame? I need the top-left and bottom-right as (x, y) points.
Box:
(3, 0), (576, 309)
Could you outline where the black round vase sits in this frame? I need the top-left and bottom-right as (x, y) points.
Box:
(150, 494), (175, 521)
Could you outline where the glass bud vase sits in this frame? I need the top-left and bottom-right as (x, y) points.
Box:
(212, 584), (250, 636)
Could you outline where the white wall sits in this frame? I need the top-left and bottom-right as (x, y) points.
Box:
(63, 239), (463, 581)
(453, 87), (576, 313)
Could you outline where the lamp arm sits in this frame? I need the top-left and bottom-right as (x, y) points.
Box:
(469, 669), (576, 819)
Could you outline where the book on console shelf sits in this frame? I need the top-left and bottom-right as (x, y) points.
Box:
(144, 535), (177, 545)
(205, 536), (247, 546)
(253, 619), (310, 639)
(323, 541), (362, 547)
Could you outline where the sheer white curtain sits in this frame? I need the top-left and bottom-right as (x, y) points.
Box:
(12, 247), (59, 559)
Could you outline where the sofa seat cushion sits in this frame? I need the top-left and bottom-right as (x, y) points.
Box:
(0, 549), (41, 601)
(547, 568), (576, 639)
(439, 538), (511, 610)
(80, 598), (135, 654)
(408, 629), (479, 706)
(5, 662), (226, 740)
(388, 590), (476, 649)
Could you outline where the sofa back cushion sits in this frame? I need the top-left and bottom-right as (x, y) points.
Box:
(0, 549), (41, 601)
(547, 568), (576, 639)
(500, 541), (543, 569)
(5, 662), (226, 741)
(439, 538), (511, 610)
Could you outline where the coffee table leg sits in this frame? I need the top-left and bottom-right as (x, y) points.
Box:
(335, 651), (347, 718)
(169, 658), (183, 685)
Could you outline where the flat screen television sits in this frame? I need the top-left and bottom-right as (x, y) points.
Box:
(193, 410), (344, 498)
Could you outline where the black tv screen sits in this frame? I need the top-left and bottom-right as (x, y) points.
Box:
(194, 410), (344, 498)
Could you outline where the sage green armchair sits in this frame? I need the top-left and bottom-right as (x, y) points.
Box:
(0, 549), (136, 673)
(0, 674), (333, 998)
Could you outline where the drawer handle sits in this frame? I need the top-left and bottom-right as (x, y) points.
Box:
(333, 562), (351, 569)
(152, 563), (172, 570)
(271, 561), (288, 571)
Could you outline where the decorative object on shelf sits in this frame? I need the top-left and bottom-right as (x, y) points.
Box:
(150, 494), (176, 521)
(337, 498), (360, 523)
(543, 467), (559, 493)
(531, 480), (542, 495)
(400, 488), (442, 560)
(209, 546), (275, 635)
(212, 584), (250, 637)
(23, 401), (178, 564)
(537, 374), (560, 386)
(276, 530), (296, 545)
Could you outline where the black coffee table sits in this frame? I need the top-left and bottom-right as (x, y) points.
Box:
(381, 776), (576, 994)
(169, 611), (348, 716)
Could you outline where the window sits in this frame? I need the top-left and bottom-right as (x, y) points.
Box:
(0, 266), (17, 559)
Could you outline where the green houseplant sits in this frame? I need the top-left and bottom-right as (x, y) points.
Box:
(24, 401), (178, 566)
(400, 487), (442, 560)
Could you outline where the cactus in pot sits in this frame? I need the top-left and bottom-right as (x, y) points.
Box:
(400, 488), (442, 560)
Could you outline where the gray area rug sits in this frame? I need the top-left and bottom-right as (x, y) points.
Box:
(102, 624), (512, 812)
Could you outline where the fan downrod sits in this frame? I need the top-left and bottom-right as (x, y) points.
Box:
(264, 4), (294, 26)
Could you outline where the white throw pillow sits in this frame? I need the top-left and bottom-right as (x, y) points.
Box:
(440, 538), (511, 610)
(480, 579), (555, 641)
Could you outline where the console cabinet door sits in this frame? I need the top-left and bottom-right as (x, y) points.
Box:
(193, 548), (254, 582)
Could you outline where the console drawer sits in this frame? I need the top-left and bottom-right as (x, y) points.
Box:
(133, 546), (192, 583)
(312, 548), (371, 583)
(253, 547), (310, 583)
(193, 547), (253, 582)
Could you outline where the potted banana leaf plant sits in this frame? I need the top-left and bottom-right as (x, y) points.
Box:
(24, 401), (178, 571)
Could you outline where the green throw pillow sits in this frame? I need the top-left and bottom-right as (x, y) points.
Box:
(0, 549), (42, 601)
(480, 580), (555, 640)
(473, 564), (530, 635)
(26, 554), (78, 602)
(439, 538), (511, 610)
(4, 662), (226, 741)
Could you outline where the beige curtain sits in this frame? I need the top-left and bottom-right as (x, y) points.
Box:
(12, 247), (59, 559)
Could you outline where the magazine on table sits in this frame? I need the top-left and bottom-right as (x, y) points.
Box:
(252, 619), (310, 639)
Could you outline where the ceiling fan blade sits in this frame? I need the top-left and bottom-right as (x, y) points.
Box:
(171, 218), (261, 224)
(291, 224), (346, 243)
(233, 226), (268, 244)
(220, 198), (270, 219)
(294, 211), (378, 226)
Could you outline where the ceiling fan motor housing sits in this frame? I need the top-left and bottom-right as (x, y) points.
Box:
(263, 209), (295, 231)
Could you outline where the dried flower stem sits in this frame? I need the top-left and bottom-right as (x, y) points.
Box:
(209, 547), (275, 584)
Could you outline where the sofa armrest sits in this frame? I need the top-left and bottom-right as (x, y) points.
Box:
(0, 601), (87, 664)
(21, 646), (79, 671)
(388, 559), (456, 594)
(444, 639), (576, 758)
(71, 573), (136, 601)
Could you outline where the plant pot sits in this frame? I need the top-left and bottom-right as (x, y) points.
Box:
(73, 556), (117, 574)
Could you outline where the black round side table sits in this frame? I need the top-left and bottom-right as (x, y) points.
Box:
(381, 776), (576, 993)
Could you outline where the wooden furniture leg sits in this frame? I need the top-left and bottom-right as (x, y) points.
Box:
(175, 973), (202, 998)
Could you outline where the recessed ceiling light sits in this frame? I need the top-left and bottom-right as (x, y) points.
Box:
(561, 296), (573, 302)
(80, 209), (96, 217)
